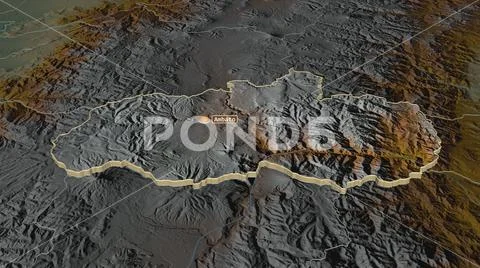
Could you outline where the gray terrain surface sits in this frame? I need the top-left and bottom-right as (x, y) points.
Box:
(0, 0), (479, 267)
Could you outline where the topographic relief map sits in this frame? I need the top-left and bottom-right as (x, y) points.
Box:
(0, 0), (479, 267)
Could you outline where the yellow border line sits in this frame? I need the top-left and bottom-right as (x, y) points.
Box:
(50, 69), (442, 194)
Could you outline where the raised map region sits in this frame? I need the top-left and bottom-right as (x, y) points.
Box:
(51, 70), (441, 193)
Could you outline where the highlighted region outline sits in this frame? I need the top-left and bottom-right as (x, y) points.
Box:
(50, 69), (442, 194)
